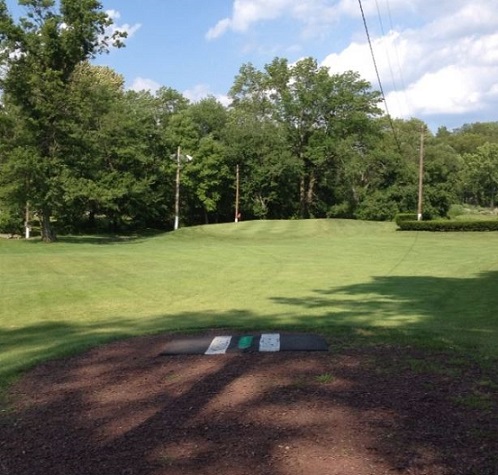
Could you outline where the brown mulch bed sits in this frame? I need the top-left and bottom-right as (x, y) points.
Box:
(1, 333), (497, 475)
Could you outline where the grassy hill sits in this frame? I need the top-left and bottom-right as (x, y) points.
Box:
(1, 219), (497, 389)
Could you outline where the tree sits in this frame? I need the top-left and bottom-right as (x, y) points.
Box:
(230, 57), (383, 218)
(0, 0), (125, 241)
(438, 122), (498, 155)
(330, 116), (415, 220)
(225, 107), (299, 220)
(463, 143), (498, 208)
(183, 98), (232, 224)
(356, 118), (463, 220)
(54, 62), (123, 230)
(0, 98), (32, 234)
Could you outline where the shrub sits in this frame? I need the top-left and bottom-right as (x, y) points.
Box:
(397, 219), (498, 232)
(0, 207), (23, 234)
(327, 202), (353, 219)
(447, 204), (466, 219)
(356, 192), (399, 221)
(394, 213), (418, 225)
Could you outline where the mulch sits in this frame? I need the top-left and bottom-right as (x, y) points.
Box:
(1, 332), (497, 475)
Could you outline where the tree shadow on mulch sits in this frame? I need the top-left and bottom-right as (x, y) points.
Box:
(0, 332), (497, 475)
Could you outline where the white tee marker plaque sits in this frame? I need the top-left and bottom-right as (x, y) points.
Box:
(259, 333), (280, 352)
(205, 336), (232, 355)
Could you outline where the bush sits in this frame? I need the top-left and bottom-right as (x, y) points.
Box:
(397, 219), (498, 232)
(355, 192), (399, 221)
(0, 207), (23, 234)
(447, 204), (466, 219)
(327, 202), (353, 219)
(395, 213), (418, 225)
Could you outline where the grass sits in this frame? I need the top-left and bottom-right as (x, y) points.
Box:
(453, 393), (495, 412)
(314, 373), (335, 384)
(1, 218), (498, 392)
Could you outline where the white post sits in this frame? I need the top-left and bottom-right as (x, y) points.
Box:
(235, 164), (240, 223)
(25, 201), (30, 239)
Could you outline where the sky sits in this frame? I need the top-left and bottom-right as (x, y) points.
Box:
(7, 0), (498, 132)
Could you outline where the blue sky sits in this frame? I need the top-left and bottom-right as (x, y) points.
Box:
(6, 0), (498, 131)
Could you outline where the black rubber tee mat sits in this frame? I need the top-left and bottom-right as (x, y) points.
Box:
(159, 333), (328, 355)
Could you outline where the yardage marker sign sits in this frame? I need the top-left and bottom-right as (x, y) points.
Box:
(160, 333), (328, 355)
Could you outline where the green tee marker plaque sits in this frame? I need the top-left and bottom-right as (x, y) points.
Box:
(237, 335), (254, 349)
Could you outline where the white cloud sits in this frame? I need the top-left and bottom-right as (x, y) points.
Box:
(105, 9), (141, 41)
(183, 84), (230, 107)
(427, 2), (498, 39)
(207, 0), (291, 39)
(321, 2), (498, 120)
(204, 0), (498, 124)
(386, 66), (485, 118)
(130, 77), (161, 94)
(206, 0), (344, 40)
(106, 9), (120, 20)
(205, 0), (443, 40)
(206, 18), (232, 40)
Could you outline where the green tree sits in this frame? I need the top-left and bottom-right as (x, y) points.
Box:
(463, 143), (498, 208)
(438, 122), (498, 155)
(422, 139), (462, 218)
(333, 117), (416, 220)
(0, 0), (124, 241)
(230, 57), (383, 218)
(54, 62), (125, 230)
(0, 99), (31, 234)
(184, 98), (232, 224)
(224, 107), (299, 220)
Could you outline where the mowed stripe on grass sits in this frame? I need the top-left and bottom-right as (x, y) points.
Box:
(1, 219), (497, 388)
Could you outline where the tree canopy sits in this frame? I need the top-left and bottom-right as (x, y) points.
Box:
(0, 0), (125, 240)
(0, 4), (496, 239)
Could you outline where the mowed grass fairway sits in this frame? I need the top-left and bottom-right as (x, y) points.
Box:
(1, 219), (498, 389)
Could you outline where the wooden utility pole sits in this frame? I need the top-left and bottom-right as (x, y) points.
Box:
(235, 164), (240, 223)
(174, 146), (181, 230)
(417, 126), (425, 221)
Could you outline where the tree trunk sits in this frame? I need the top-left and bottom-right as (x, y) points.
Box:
(88, 208), (96, 229)
(40, 209), (57, 242)
(299, 175), (307, 218)
(306, 171), (316, 217)
(299, 172), (316, 219)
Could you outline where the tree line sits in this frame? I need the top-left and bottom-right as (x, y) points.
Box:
(1, 1), (498, 241)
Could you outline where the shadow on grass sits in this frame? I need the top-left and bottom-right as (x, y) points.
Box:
(2, 271), (498, 390)
(1, 271), (498, 473)
(0, 310), (276, 389)
(23, 229), (165, 246)
(271, 270), (498, 354)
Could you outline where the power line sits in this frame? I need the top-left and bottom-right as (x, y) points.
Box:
(374, 0), (402, 110)
(384, 0), (407, 92)
(384, 0), (410, 116)
(357, 0), (402, 153)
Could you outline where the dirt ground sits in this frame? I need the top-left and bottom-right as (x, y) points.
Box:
(1, 332), (497, 475)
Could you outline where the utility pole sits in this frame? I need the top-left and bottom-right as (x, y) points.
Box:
(235, 164), (240, 223)
(174, 146), (181, 230)
(417, 125), (425, 221)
